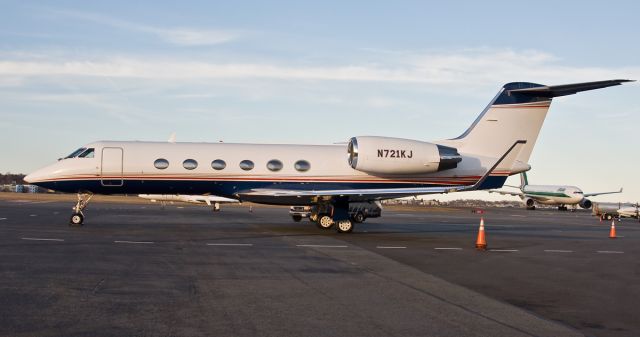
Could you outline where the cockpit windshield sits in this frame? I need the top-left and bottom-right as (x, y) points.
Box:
(78, 148), (94, 158)
(65, 148), (87, 159)
(64, 147), (95, 159)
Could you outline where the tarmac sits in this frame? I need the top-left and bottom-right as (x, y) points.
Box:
(0, 197), (638, 337)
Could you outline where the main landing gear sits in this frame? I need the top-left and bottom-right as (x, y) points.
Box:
(70, 192), (93, 227)
(314, 214), (354, 233)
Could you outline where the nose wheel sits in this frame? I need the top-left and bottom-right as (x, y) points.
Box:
(70, 213), (84, 226)
(69, 193), (92, 227)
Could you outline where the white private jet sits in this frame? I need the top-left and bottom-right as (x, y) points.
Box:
(25, 79), (632, 232)
(489, 172), (623, 210)
(137, 194), (239, 211)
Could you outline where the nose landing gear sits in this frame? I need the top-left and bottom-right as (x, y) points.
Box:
(70, 192), (93, 227)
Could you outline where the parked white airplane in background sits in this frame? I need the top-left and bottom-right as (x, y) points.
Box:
(138, 194), (239, 211)
(489, 172), (622, 210)
(24, 79), (632, 232)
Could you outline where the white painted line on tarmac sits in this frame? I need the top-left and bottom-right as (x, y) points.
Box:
(597, 250), (624, 254)
(544, 250), (573, 253)
(114, 240), (154, 244)
(207, 243), (253, 246)
(29, 214), (37, 217)
(0, 218), (6, 221)
(434, 247), (463, 250)
(489, 249), (519, 252)
(21, 237), (64, 242)
(377, 246), (406, 249)
(296, 244), (348, 248)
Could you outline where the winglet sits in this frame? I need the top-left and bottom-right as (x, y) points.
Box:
(456, 140), (527, 192)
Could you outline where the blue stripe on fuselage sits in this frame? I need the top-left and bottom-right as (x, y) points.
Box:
(34, 176), (508, 197)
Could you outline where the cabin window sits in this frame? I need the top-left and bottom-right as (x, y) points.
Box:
(65, 148), (86, 159)
(154, 158), (169, 169)
(239, 160), (254, 171)
(267, 159), (283, 172)
(183, 159), (198, 170)
(211, 159), (226, 170)
(78, 148), (94, 158)
(294, 160), (310, 172)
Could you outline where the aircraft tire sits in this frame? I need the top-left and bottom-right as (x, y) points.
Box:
(69, 213), (84, 227)
(317, 215), (334, 229)
(336, 219), (354, 233)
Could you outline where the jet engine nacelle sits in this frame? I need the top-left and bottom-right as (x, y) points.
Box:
(579, 198), (592, 209)
(347, 136), (461, 174)
(524, 197), (536, 210)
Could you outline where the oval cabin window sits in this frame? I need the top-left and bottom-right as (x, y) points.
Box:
(267, 159), (283, 172)
(211, 159), (226, 170)
(183, 159), (198, 170)
(154, 158), (169, 170)
(239, 160), (254, 171)
(294, 160), (310, 172)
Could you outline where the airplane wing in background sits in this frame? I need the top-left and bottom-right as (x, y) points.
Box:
(488, 190), (524, 197)
(584, 188), (623, 198)
(238, 140), (527, 202)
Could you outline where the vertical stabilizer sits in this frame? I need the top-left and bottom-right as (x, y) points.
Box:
(441, 80), (632, 175)
(520, 172), (529, 190)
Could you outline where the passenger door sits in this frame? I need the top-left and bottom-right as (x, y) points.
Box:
(101, 147), (123, 187)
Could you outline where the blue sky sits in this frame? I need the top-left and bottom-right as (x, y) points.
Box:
(1, 1), (638, 202)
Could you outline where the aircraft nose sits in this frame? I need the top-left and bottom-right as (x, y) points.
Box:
(24, 168), (50, 184)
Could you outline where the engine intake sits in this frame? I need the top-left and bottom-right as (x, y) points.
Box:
(347, 136), (461, 175)
(579, 198), (592, 209)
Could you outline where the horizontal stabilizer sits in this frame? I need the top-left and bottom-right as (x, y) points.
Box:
(508, 79), (634, 98)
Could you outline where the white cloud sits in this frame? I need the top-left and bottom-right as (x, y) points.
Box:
(0, 49), (637, 88)
(46, 9), (239, 46)
(0, 47), (640, 88)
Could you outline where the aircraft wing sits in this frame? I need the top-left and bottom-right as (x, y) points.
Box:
(238, 140), (526, 201)
(488, 189), (524, 197)
(584, 188), (623, 198)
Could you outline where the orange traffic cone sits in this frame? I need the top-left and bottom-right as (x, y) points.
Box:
(609, 220), (617, 239)
(475, 217), (487, 250)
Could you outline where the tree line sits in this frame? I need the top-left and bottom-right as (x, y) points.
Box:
(0, 173), (26, 185)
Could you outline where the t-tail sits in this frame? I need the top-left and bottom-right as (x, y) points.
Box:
(440, 80), (633, 176)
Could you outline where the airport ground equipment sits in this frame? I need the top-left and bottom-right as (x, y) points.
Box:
(592, 202), (640, 221)
(609, 220), (617, 239)
(475, 218), (487, 250)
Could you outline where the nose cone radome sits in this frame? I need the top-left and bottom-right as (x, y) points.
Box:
(24, 167), (50, 185)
